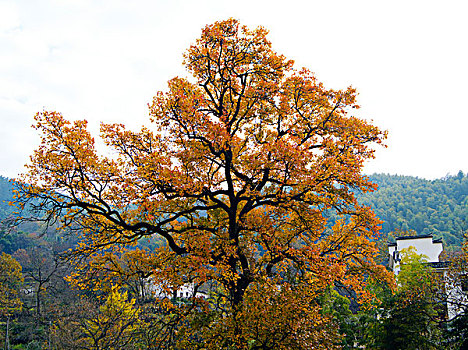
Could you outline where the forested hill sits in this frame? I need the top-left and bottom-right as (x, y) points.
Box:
(358, 172), (468, 247)
(0, 175), (15, 219)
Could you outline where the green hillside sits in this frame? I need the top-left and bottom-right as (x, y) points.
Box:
(358, 172), (468, 246)
(0, 175), (15, 219)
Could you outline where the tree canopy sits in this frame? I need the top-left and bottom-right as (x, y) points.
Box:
(16, 19), (391, 348)
(0, 252), (23, 317)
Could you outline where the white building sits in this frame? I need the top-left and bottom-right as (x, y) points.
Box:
(388, 234), (443, 275)
(388, 234), (467, 320)
(145, 280), (207, 300)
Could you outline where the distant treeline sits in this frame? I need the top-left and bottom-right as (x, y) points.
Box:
(0, 175), (14, 219)
(357, 172), (468, 247)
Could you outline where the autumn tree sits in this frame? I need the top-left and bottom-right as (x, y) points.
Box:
(16, 19), (391, 348)
(81, 286), (141, 349)
(51, 287), (142, 350)
(0, 252), (23, 350)
(65, 247), (158, 304)
(0, 252), (23, 316)
(13, 243), (70, 321)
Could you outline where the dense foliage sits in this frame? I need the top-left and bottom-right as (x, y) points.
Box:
(357, 172), (468, 246)
(0, 176), (14, 220)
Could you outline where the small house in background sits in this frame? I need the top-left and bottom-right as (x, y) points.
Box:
(388, 234), (467, 320)
(145, 281), (208, 300)
(388, 234), (444, 275)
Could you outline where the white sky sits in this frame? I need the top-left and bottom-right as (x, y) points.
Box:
(1, 0), (467, 180)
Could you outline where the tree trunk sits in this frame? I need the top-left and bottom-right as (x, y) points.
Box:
(5, 315), (10, 350)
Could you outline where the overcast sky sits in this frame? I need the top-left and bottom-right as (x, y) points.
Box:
(1, 0), (467, 180)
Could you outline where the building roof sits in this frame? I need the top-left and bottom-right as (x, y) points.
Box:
(395, 234), (434, 241)
(387, 234), (443, 247)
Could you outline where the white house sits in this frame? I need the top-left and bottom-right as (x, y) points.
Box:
(388, 234), (443, 275)
(145, 280), (208, 300)
(388, 234), (467, 320)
